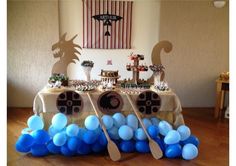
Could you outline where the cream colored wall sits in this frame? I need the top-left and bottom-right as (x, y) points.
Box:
(7, 0), (228, 108)
(159, 0), (229, 107)
(59, 0), (161, 81)
(7, 0), (59, 107)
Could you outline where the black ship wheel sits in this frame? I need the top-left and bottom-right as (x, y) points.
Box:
(136, 91), (161, 115)
(56, 91), (83, 115)
(97, 91), (124, 115)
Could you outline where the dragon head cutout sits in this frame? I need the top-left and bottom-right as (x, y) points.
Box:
(52, 33), (81, 63)
(51, 33), (82, 75)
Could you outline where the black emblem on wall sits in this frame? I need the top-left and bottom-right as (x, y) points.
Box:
(92, 11), (122, 36)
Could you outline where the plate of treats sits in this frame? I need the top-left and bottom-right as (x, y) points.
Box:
(74, 81), (100, 92)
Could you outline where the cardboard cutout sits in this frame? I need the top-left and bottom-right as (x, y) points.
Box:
(148, 41), (172, 82)
(51, 33), (82, 75)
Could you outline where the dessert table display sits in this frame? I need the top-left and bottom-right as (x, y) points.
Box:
(15, 35), (199, 161)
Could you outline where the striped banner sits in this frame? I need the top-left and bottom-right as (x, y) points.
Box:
(83, 0), (133, 49)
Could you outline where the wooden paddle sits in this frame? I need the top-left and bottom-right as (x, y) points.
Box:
(87, 93), (121, 161)
(126, 93), (163, 159)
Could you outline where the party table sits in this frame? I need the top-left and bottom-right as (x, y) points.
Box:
(33, 87), (184, 128)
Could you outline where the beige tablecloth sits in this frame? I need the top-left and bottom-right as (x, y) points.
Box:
(33, 88), (184, 128)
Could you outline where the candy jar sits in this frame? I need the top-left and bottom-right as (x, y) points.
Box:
(81, 60), (94, 82)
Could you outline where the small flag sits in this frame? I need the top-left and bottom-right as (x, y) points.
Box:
(107, 59), (112, 65)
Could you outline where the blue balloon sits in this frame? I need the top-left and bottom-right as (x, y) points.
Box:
(61, 145), (76, 156)
(77, 128), (87, 139)
(154, 138), (166, 152)
(101, 115), (114, 130)
(164, 130), (181, 145)
(15, 142), (31, 153)
(53, 132), (67, 146)
(135, 128), (147, 141)
(77, 142), (91, 155)
(94, 126), (102, 136)
(150, 117), (160, 126)
(118, 125), (133, 141)
(66, 124), (79, 137)
(112, 113), (126, 128)
(182, 143), (198, 160)
(108, 126), (119, 140)
(177, 125), (191, 141)
(119, 140), (135, 153)
(147, 125), (159, 139)
(135, 141), (150, 153)
(180, 135), (200, 147)
(82, 130), (98, 144)
(165, 144), (182, 158)
(31, 144), (49, 157)
(84, 115), (99, 130)
(111, 139), (120, 148)
(46, 140), (61, 154)
(61, 127), (67, 134)
(158, 121), (173, 136)
(48, 125), (62, 137)
(91, 140), (106, 153)
(31, 130), (50, 144)
(16, 134), (35, 148)
(126, 114), (138, 130)
(98, 132), (108, 146)
(27, 115), (44, 130)
(141, 118), (152, 129)
(52, 113), (67, 130)
(21, 128), (32, 135)
(67, 137), (83, 152)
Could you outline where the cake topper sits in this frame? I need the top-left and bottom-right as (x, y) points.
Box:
(51, 33), (82, 75)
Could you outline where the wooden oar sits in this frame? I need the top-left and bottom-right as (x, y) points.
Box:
(126, 93), (163, 159)
(87, 93), (121, 161)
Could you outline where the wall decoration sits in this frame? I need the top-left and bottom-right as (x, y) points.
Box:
(51, 33), (82, 75)
(107, 59), (113, 65)
(83, 0), (133, 49)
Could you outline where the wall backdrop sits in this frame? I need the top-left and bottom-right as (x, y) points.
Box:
(159, 0), (229, 107)
(7, 0), (229, 108)
(7, 0), (59, 107)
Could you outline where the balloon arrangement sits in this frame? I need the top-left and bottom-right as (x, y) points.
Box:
(16, 113), (199, 160)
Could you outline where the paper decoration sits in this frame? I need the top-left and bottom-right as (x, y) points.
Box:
(83, 0), (133, 49)
(151, 41), (172, 64)
(107, 59), (113, 65)
(52, 33), (82, 75)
